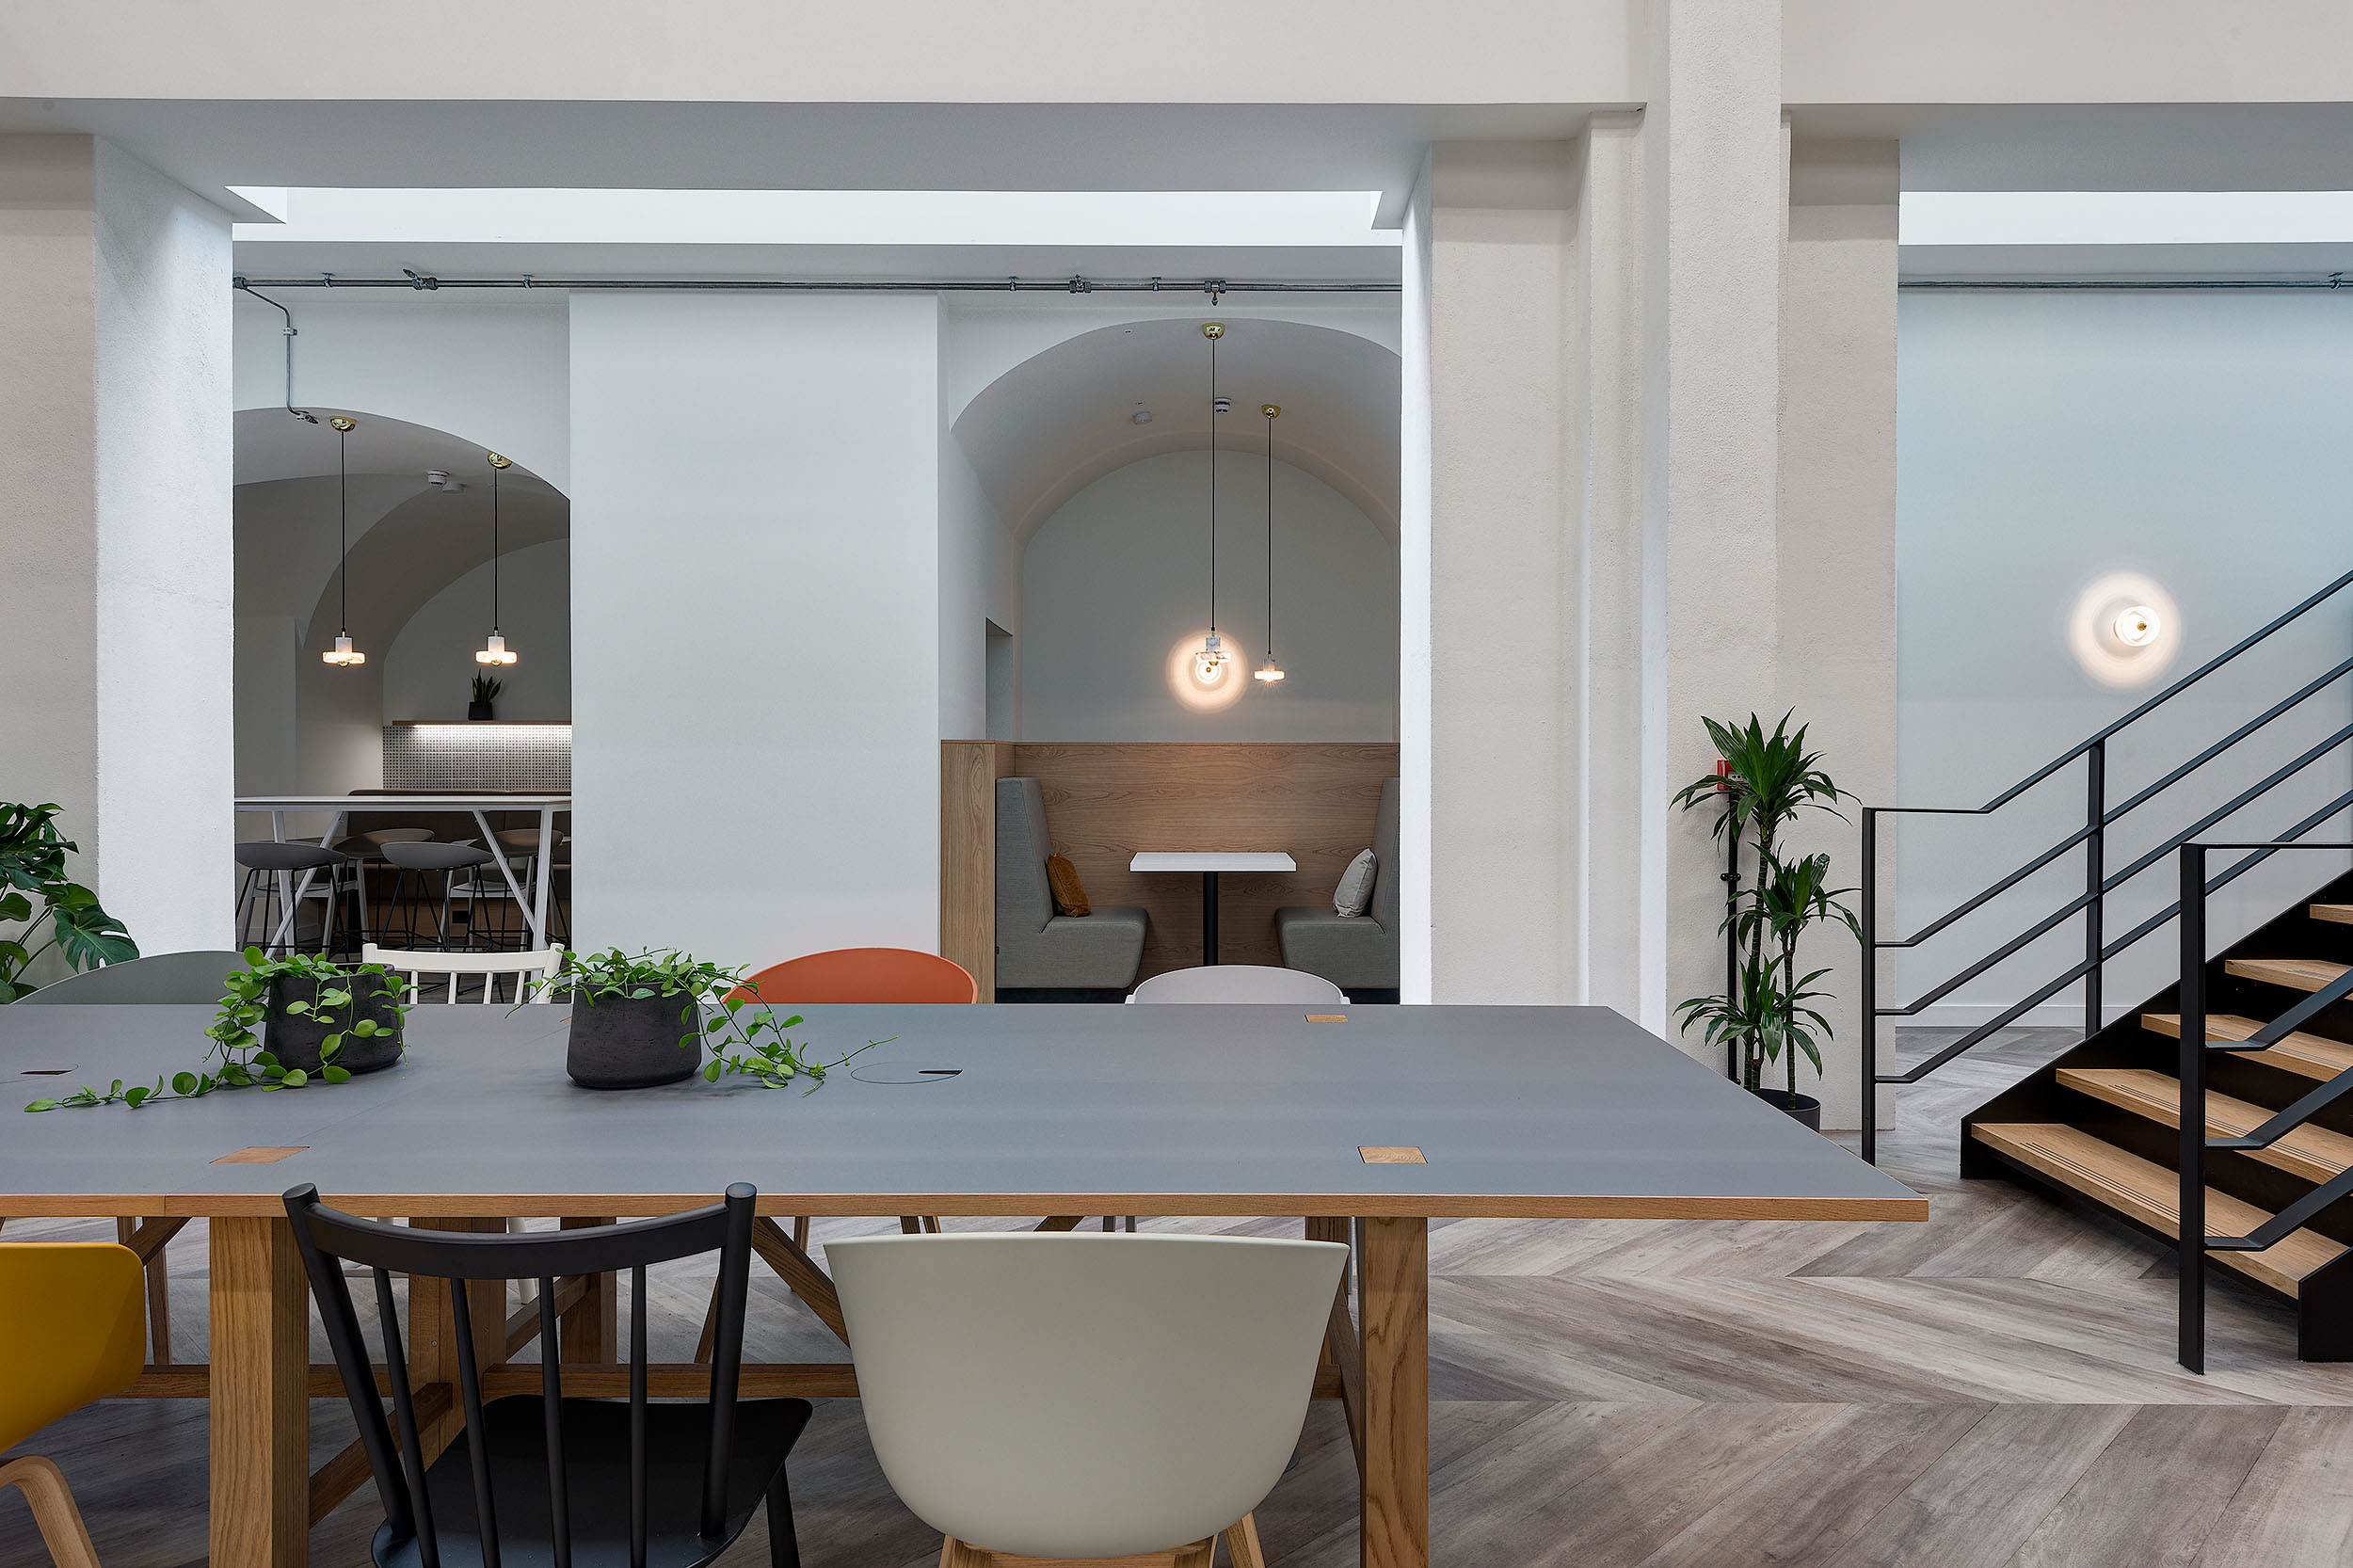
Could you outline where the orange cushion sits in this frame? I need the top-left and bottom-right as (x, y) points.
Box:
(1046, 854), (1092, 917)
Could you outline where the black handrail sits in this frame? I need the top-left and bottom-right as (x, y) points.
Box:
(2177, 840), (2353, 1373)
(1860, 567), (2353, 1164)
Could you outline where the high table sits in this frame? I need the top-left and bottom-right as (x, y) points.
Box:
(0, 1001), (1922, 1568)
(1129, 850), (1297, 964)
(235, 793), (568, 952)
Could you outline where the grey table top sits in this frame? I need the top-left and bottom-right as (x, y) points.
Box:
(0, 1003), (1924, 1223)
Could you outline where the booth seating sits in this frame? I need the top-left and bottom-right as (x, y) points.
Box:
(1275, 776), (1401, 1000)
(995, 777), (1147, 1000)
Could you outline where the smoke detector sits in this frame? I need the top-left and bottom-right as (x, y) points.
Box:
(426, 471), (466, 492)
(1130, 409), (1154, 425)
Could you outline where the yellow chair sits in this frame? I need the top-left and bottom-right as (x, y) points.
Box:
(0, 1244), (146, 1568)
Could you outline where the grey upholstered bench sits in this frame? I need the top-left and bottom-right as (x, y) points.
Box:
(994, 776), (1148, 1000)
(1274, 776), (1400, 1001)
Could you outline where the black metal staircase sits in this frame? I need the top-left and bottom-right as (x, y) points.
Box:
(1858, 569), (2353, 1366)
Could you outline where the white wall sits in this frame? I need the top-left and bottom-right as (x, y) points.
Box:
(1019, 451), (1399, 742)
(233, 291), (568, 489)
(1897, 289), (2353, 1026)
(382, 539), (571, 722)
(0, 135), (233, 962)
(569, 292), (943, 968)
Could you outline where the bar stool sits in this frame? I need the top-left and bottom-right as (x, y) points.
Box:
(483, 826), (570, 948)
(379, 840), (494, 950)
(233, 840), (351, 954)
(331, 826), (435, 944)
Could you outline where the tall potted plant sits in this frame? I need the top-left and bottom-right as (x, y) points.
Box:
(1671, 714), (1859, 1128)
(0, 801), (137, 1001)
(469, 672), (501, 720)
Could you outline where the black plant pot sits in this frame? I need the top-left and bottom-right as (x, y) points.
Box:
(567, 992), (703, 1090)
(468, 700), (494, 720)
(264, 972), (405, 1077)
(1751, 1087), (1823, 1131)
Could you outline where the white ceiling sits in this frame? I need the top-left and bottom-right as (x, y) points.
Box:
(953, 316), (1401, 542)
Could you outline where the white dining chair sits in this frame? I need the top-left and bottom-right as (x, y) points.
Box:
(360, 943), (566, 1005)
(827, 1231), (1346, 1567)
(1128, 964), (1348, 1005)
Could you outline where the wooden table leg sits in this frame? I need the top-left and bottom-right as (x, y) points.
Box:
(210, 1215), (309, 1568)
(1358, 1216), (1428, 1568)
(558, 1217), (618, 1363)
(1307, 1217), (1364, 1475)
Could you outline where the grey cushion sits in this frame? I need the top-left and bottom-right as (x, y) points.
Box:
(995, 777), (1147, 989)
(1277, 776), (1400, 989)
(1333, 849), (1377, 917)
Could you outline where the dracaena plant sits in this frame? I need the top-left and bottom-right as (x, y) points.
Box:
(27, 948), (410, 1112)
(552, 948), (888, 1091)
(0, 801), (137, 1002)
(1672, 713), (1858, 1102)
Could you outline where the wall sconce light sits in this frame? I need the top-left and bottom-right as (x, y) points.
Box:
(2112, 605), (2160, 648)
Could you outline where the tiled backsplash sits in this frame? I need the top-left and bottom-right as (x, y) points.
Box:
(382, 724), (571, 791)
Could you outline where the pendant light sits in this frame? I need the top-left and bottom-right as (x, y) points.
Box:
(1254, 403), (1286, 682)
(1193, 321), (1231, 683)
(320, 415), (365, 665)
(474, 451), (519, 664)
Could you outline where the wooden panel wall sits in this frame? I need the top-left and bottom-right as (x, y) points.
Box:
(1012, 742), (1399, 980)
(939, 741), (1014, 996)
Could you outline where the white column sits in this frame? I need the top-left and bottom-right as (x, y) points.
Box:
(0, 134), (232, 962)
(1418, 142), (1580, 1003)
(1640, 0), (1790, 1060)
(568, 292), (945, 968)
(1781, 137), (1900, 1128)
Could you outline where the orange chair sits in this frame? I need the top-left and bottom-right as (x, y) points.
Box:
(0, 1243), (146, 1568)
(730, 947), (979, 1006)
(722, 948), (979, 1262)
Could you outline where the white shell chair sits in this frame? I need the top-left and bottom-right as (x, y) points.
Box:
(1128, 964), (1348, 1005)
(828, 1232), (1346, 1567)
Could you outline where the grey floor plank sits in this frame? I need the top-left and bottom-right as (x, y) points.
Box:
(2008, 1406), (2288, 1568)
(2192, 1405), (2353, 1568)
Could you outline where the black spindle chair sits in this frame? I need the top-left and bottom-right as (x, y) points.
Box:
(283, 1182), (808, 1568)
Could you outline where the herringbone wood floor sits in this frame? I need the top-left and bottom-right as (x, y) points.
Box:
(7, 1028), (2353, 1566)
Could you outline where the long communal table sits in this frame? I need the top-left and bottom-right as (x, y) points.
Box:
(0, 1000), (1924, 1568)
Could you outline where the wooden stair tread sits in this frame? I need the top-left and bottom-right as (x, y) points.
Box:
(2142, 1013), (2353, 1080)
(2056, 1067), (2353, 1185)
(2225, 956), (2352, 994)
(1968, 1122), (2345, 1296)
(2312, 903), (2353, 927)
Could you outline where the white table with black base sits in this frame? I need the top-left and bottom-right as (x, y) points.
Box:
(1129, 851), (1297, 965)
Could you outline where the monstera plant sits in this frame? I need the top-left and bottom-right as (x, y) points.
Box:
(0, 801), (137, 1001)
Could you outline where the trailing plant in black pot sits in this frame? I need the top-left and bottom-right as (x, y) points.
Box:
(554, 948), (882, 1091)
(1671, 713), (1860, 1128)
(26, 949), (409, 1110)
(469, 672), (501, 720)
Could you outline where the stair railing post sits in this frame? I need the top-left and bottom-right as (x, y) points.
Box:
(2085, 739), (2107, 1041)
(1860, 807), (1879, 1166)
(2178, 841), (2208, 1375)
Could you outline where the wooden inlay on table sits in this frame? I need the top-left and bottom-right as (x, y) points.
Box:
(1360, 1146), (1427, 1165)
(211, 1147), (308, 1165)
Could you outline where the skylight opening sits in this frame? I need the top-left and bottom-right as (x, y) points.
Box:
(1901, 190), (2353, 247)
(229, 187), (1397, 249)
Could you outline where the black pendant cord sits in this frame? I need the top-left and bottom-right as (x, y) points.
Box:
(1208, 333), (1218, 636)
(1263, 409), (1275, 662)
(489, 458), (501, 635)
(337, 424), (349, 635)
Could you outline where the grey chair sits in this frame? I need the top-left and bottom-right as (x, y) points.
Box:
(1274, 777), (1400, 1000)
(380, 840), (494, 949)
(994, 778), (1146, 1000)
(16, 950), (243, 1004)
(1128, 965), (1347, 1005)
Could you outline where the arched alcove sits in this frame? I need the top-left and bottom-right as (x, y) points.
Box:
(232, 408), (568, 793)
